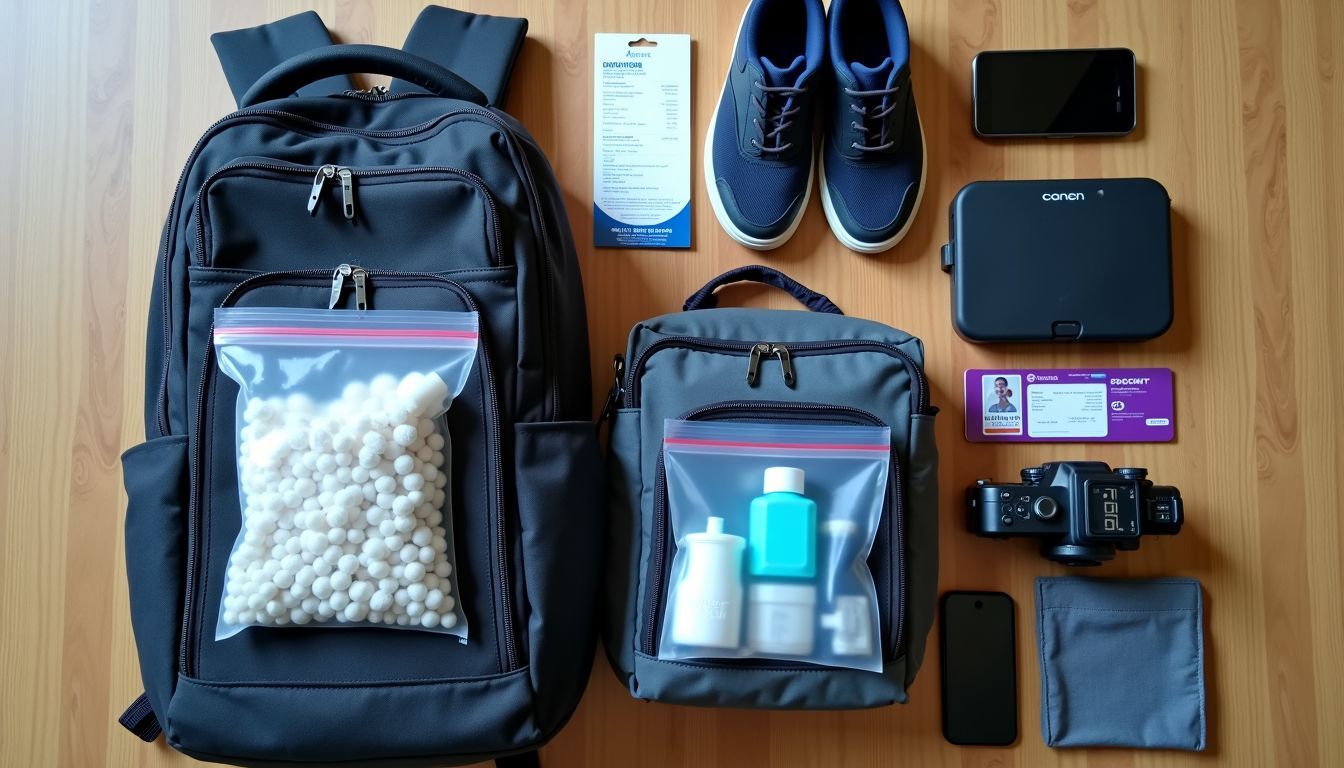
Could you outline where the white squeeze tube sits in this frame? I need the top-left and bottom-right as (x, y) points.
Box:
(670, 516), (746, 649)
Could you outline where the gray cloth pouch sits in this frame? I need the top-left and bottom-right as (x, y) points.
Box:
(1036, 576), (1206, 750)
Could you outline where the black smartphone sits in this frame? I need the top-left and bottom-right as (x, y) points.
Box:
(940, 591), (1017, 746)
(972, 48), (1137, 137)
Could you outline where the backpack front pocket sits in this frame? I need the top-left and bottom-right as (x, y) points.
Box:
(183, 269), (518, 684)
(189, 160), (504, 272)
(640, 402), (906, 670)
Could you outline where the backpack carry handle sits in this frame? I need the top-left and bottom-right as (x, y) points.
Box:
(240, 44), (488, 108)
(683, 265), (844, 314)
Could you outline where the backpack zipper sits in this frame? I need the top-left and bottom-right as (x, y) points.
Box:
(180, 267), (517, 676)
(640, 401), (906, 661)
(625, 337), (929, 413)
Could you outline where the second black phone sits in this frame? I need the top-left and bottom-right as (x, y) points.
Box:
(940, 591), (1018, 746)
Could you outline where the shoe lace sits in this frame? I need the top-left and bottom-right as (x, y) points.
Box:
(846, 84), (900, 153)
(750, 80), (805, 154)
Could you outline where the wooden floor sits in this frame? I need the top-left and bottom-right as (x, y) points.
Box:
(2, 0), (1342, 765)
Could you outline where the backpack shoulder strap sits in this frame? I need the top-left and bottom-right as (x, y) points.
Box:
(392, 5), (528, 106)
(210, 10), (353, 107)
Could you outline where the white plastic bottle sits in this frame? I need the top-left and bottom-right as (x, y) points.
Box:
(670, 516), (745, 649)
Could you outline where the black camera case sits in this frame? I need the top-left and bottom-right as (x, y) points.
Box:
(940, 178), (1174, 343)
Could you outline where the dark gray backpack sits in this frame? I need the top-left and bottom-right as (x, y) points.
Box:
(604, 266), (939, 707)
(120, 12), (603, 765)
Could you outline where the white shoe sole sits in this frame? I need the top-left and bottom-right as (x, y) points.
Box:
(703, 2), (813, 251)
(819, 117), (928, 254)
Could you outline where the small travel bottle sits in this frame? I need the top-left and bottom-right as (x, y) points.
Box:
(746, 467), (818, 656)
(748, 467), (817, 579)
(670, 516), (746, 649)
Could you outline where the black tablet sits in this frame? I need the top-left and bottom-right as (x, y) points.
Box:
(940, 178), (1173, 342)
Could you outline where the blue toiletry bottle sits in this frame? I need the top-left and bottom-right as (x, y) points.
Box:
(748, 466), (817, 579)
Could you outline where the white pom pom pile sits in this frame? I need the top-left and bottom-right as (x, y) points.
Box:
(222, 372), (458, 632)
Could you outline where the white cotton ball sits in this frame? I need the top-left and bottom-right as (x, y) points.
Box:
(378, 577), (398, 594)
(329, 590), (351, 611)
(343, 601), (369, 622)
(394, 588), (411, 607)
(411, 527), (433, 547)
(331, 431), (355, 452)
(369, 374), (398, 396)
(379, 519), (397, 537)
(312, 576), (333, 599)
(315, 454), (337, 474)
(393, 455), (415, 475)
(391, 496), (414, 517)
(399, 544), (419, 565)
(439, 612), (457, 629)
(274, 569), (295, 589)
(329, 570), (352, 592)
(358, 449), (380, 469)
(425, 589), (445, 611)
(370, 591), (393, 612)
(349, 581), (374, 604)
(420, 611), (440, 629)
(406, 601), (425, 618)
(338, 553), (359, 574)
(392, 424), (418, 446)
(407, 583), (428, 602)
(266, 600), (286, 618)
(363, 431), (388, 454)
(396, 615), (410, 626)
(290, 608), (312, 625)
(325, 508), (347, 528)
(434, 560), (452, 578)
(351, 465), (370, 483)
(326, 527), (347, 545)
(374, 475), (397, 495)
(384, 535), (405, 552)
(309, 429), (333, 452)
(362, 538), (389, 560)
(295, 566), (317, 588)
(417, 546), (435, 564)
(312, 558), (332, 576)
(317, 600), (336, 619)
(361, 482), (377, 502)
(402, 473), (424, 492)
(368, 559), (390, 579)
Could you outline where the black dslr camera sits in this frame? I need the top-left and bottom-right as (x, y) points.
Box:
(966, 462), (1183, 565)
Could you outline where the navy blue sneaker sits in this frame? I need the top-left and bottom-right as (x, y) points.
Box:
(820, 0), (926, 253)
(705, 0), (827, 250)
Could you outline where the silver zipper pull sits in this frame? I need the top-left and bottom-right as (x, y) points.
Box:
(329, 263), (351, 308)
(771, 344), (795, 387)
(350, 264), (368, 310)
(746, 343), (769, 386)
(308, 165), (337, 215)
(339, 168), (355, 220)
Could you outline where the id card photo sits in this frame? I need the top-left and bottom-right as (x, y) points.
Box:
(981, 374), (1022, 435)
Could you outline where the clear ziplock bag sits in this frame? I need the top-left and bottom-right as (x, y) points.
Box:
(212, 307), (478, 640)
(659, 419), (890, 672)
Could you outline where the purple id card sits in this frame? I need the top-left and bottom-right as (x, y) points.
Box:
(965, 368), (1175, 442)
